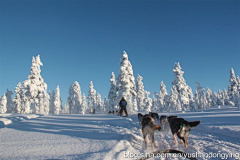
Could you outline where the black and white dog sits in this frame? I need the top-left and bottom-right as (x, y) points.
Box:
(149, 112), (159, 123)
(168, 116), (200, 148)
(138, 113), (144, 125)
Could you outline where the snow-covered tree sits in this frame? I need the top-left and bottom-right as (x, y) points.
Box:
(14, 83), (24, 113)
(96, 93), (102, 113)
(62, 104), (69, 114)
(132, 97), (138, 112)
(136, 74), (145, 111)
(169, 85), (180, 111)
(195, 82), (207, 110)
(237, 76), (240, 94)
(68, 81), (82, 114)
(158, 81), (168, 111)
(217, 90), (224, 106)
(23, 55), (49, 114)
(206, 87), (213, 107)
(172, 62), (191, 111)
(5, 89), (14, 113)
(81, 93), (87, 114)
(103, 97), (108, 113)
(49, 90), (55, 114)
(144, 91), (152, 112)
(116, 51), (137, 114)
(228, 68), (238, 104)
(38, 90), (50, 114)
(223, 89), (229, 105)
(88, 81), (96, 113)
(212, 91), (218, 106)
(53, 85), (61, 114)
(108, 72), (117, 112)
(0, 94), (7, 113)
(152, 92), (159, 112)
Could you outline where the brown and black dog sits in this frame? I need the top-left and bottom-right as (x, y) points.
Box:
(141, 115), (161, 151)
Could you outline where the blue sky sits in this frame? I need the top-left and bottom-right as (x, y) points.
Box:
(0, 0), (239, 105)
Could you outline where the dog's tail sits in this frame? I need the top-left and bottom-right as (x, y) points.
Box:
(189, 121), (200, 128)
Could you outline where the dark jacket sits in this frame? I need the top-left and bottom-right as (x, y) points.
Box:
(119, 98), (127, 107)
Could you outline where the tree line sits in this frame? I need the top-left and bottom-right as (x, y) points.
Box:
(0, 52), (240, 114)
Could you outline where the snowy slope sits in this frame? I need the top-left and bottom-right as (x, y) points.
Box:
(0, 106), (240, 160)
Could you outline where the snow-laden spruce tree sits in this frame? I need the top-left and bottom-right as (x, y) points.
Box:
(144, 91), (152, 112)
(237, 76), (240, 94)
(68, 86), (74, 114)
(5, 89), (14, 113)
(217, 90), (224, 106)
(212, 91), (218, 106)
(68, 81), (82, 114)
(172, 62), (192, 111)
(116, 51), (137, 114)
(108, 72), (117, 112)
(169, 85), (181, 111)
(96, 93), (102, 113)
(53, 86), (61, 114)
(103, 97), (108, 113)
(0, 94), (7, 113)
(136, 74), (146, 111)
(23, 55), (49, 114)
(39, 90), (50, 114)
(73, 81), (82, 113)
(228, 68), (238, 104)
(152, 92), (159, 112)
(195, 82), (207, 110)
(14, 82), (24, 113)
(49, 90), (55, 114)
(81, 93), (88, 114)
(39, 92), (45, 114)
(223, 89), (229, 105)
(62, 104), (69, 114)
(237, 92), (240, 110)
(88, 81), (97, 113)
(206, 87), (213, 107)
(158, 81), (168, 111)
(132, 97), (138, 112)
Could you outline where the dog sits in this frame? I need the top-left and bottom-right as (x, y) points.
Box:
(149, 112), (159, 123)
(142, 115), (161, 151)
(168, 116), (200, 148)
(138, 113), (144, 125)
(108, 111), (115, 114)
(160, 115), (177, 131)
(160, 115), (169, 131)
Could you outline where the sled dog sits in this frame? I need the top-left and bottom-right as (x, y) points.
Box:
(160, 115), (177, 131)
(168, 116), (200, 148)
(149, 112), (159, 122)
(138, 113), (144, 125)
(142, 115), (161, 151)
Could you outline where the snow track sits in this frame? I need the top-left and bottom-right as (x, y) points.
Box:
(0, 106), (240, 160)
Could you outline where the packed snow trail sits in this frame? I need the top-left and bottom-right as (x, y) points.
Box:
(0, 114), (141, 160)
(0, 106), (240, 160)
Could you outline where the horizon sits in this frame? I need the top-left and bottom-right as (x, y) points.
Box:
(1, 0), (239, 105)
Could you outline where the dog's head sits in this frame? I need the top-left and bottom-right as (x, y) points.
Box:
(138, 113), (143, 117)
(167, 115), (177, 122)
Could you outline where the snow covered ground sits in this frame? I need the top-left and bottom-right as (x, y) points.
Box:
(0, 106), (240, 160)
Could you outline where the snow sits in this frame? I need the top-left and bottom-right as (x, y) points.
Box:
(1, 106), (240, 160)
